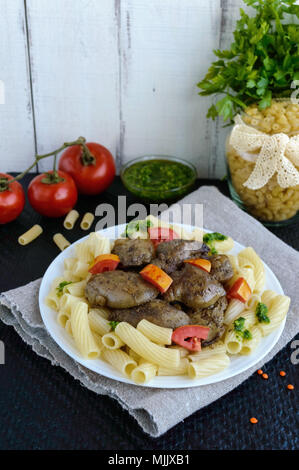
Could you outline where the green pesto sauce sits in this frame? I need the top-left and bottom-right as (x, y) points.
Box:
(124, 160), (195, 192)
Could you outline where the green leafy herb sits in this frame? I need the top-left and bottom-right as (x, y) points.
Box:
(198, 0), (299, 121)
(256, 302), (270, 323)
(234, 317), (246, 332)
(203, 232), (228, 255)
(56, 281), (72, 297)
(109, 321), (120, 331)
(233, 317), (253, 340)
(243, 329), (253, 340)
(122, 219), (153, 238)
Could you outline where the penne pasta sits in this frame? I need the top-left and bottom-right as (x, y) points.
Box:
(57, 310), (69, 328)
(189, 341), (226, 361)
(88, 309), (111, 336)
(53, 233), (70, 251)
(224, 299), (245, 325)
(158, 358), (189, 376)
(102, 348), (137, 377)
(137, 319), (172, 345)
(115, 322), (180, 368)
(258, 294), (290, 336)
(80, 212), (95, 230)
(63, 210), (79, 230)
(131, 362), (157, 384)
(101, 331), (125, 350)
(224, 328), (243, 354)
(188, 354), (230, 379)
(18, 224), (43, 245)
(240, 326), (262, 355)
(71, 302), (101, 358)
(65, 318), (73, 337)
(60, 293), (87, 317)
(213, 236), (234, 253)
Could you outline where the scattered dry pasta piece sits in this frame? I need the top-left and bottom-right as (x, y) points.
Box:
(18, 225), (43, 245)
(53, 233), (70, 251)
(63, 210), (79, 230)
(80, 212), (95, 230)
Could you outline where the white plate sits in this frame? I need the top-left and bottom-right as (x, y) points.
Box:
(39, 224), (285, 388)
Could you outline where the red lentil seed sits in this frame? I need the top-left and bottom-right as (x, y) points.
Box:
(287, 384), (294, 390)
(262, 373), (268, 380)
(279, 371), (286, 377)
(250, 417), (258, 424)
(257, 369), (263, 375)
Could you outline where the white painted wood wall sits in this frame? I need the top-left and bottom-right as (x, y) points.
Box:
(0, 0), (244, 177)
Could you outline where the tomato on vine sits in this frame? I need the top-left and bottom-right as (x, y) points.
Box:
(59, 138), (115, 195)
(28, 170), (77, 218)
(0, 173), (25, 224)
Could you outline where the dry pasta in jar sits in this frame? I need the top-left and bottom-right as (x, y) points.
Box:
(226, 100), (299, 223)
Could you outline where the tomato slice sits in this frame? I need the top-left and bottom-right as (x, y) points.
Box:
(183, 258), (211, 273)
(172, 325), (210, 352)
(89, 254), (120, 274)
(227, 277), (251, 303)
(148, 227), (180, 248)
(140, 264), (173, 293)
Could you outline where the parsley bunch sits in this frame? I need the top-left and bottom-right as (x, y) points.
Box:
(198, 0), (299, 121)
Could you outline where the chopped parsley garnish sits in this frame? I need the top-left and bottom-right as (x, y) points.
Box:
(233, 316), (252, 340)
(122, 219), (153, 238)
(256, 302), (270, 324)
(243, 329), (253, 340)
(56, 281), (72, 297)
(109, 321), (120, 331)
(234, 317), (246, 332)
(203, 232), (227, 255)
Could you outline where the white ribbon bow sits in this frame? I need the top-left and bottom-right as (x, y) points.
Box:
(229, 115), (299, 190)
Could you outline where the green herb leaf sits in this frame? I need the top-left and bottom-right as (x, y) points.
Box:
(256, 302), (270, 323)
(198, 0), (299, 121)
(109, 321), (120, 331)
(234, 317), (246, 332)
(123, 219), (153, 238)
(56, 281), (72, 297)
(233, 317), (253, 340)
(203, 232), (228, 256)
(243, 329), (253, 340)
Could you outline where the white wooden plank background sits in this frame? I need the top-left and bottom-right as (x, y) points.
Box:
(0, 0), (36, 172)
(0, 0), (246, 177)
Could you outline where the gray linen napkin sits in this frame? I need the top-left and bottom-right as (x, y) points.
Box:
(1, 186), (298, 437)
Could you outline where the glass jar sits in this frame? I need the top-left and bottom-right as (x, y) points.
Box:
(226, 100), (299, 226)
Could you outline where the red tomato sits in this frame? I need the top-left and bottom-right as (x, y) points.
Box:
(227, 277), (251, 303)
(148, 227), (180, 248)
(89, 254), (120, 274)
(0, 173), (25, 224)
(58, 142), (115, 195)
(172, 325), (210, 352)
(28, 170), (77, 217)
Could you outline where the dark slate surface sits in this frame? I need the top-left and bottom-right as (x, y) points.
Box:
(0, 174), (298, 450)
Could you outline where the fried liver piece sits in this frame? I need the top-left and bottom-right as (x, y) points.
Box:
(163, 263), (226, 309)
(109, 299), (191, 329)
(85, 270), (159, 308)
(152, 239), (210, 274)
(190, 295), (228, 346)
(112, 238), (155, 267)
(210, 254), (234, 283)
